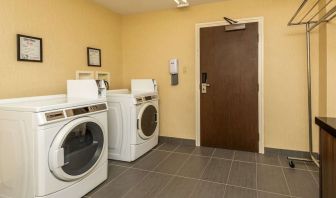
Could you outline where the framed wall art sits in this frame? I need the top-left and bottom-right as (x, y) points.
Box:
(87, 47), (101, 67)
(17, 34), (43, 62)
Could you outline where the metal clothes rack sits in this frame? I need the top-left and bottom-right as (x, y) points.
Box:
(287, 0), (336, 168)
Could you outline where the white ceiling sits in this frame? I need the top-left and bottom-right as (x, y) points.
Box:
(93, 0), (224, 15)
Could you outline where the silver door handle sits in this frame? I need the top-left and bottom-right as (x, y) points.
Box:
(201, 83), (210, 93)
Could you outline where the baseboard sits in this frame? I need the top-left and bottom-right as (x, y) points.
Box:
(265, 147), (319, 159)
(159, 136), (195, 146)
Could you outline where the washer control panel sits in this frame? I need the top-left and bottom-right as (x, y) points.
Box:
(45, 111), (65, 121)
(66, 103), (107, 117)
(135, 95), (159, 105)
(42, 103), (107, 124)
(136, 97), (143, 104)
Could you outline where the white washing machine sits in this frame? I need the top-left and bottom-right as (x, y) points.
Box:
(0, 95), (108, 198)
(107, 89), (159, 162)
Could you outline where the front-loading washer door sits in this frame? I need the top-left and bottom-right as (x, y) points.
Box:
(137, 103), (158, 139)
(49, 117), (104, 181)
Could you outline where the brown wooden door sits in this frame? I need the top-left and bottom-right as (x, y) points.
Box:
(200, 22), (259, 152)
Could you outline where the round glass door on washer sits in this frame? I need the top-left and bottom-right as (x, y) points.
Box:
(49, 117), (105, 181)
(138, 103), (158, 139)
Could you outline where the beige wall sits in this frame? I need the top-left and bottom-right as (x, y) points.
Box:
(121, 0), (321, 152)
(0, 0), (328, 152)
(318, 0), (336, 135)
(326, 21), (336, 117)
(0, 0), (122, 99)
(319, 24), (327, 117)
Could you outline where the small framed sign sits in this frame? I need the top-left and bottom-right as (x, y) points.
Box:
(87, 47), (101, 67)
(17, 34), (43, 62)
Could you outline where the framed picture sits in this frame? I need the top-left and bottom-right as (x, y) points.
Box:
(87, 47), (101, 67)
(17, 34), (43, 62)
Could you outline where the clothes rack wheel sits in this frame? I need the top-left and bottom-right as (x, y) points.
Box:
(289, 160), (295, 168)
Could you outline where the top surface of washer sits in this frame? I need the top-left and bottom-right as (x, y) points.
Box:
(0, 94), (107, 112)
(107, 89), (157, 97)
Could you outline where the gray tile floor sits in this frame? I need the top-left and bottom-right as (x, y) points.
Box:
(84, 143), (319, 198)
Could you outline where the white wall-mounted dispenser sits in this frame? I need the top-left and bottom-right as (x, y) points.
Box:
(174, 0), (189, 8)
(169, 58), (179, 86)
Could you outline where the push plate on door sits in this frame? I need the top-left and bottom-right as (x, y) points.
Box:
(201, 83), (210, 93)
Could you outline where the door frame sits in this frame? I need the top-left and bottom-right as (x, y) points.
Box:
(195, 17), (265, 153)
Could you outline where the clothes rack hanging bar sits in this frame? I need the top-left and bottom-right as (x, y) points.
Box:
(286, 0), (336, 168)
(298, 0), (321, 23)
(307, 0), (333, 23)
(288, 0), (309, 25)
(288, 0), (336, 26)
(308, 5), (336, 31)
(327, 11), (336, 21)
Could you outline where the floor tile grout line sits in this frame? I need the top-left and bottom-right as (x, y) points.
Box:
(303, 161), (318, 172)
(188, 148), (216, 198)
(129, 166), (228, 185)
(281, 166), (293, 197)
(227, 183), (297, 198)
(152, 146), (183, 154)
(153, 143), (194, 198)
(230, 157), (316, 171)
(120, 170), (152, 198)
(128, 163), (307, 198)
(175, 148), (195, 176)
(225, 151), (235, 186)
(257, 189), (301, 198)
(152, 173), (175, 198)
(151, 148), (319, 172)
(89, 165), (131, 197)
(109, 153), (318, 175)
(130, 150), (158, 168)
(110, 152), (318, 174)
(121, 149), (175, 198)
(155, 147), (318, 170)
(307, 169), (319, 186)
(157, 146), (223, 158)
(155, 148), (196, 155)
(108, 163), (133, 169)
(304, 161), (319, 172)
(123, 165), (297, 197)
(99, 148), (173, 197)
(189, 148), (216, 198)
(188, 179), (202, 198)
(223, 151), (235, 198)
(174, 144), (196, 154)
(256, 161), (316, 172)
(229, 184), (295, 198)
(154, 146), (185, 197)
(109, 144), (178, 197)
(151, 148), (176, 172)
(149, 144), (190, 174)
(173, 143), (182, 152)
(90, 148), (317, 198)
(199, 147), (216, 178)
(131, 146), (176, 169)
(155, 142), (166, 150)
(187, 177), (203, 198)
(105, 149), (318, 197)
(303, 161), (309, 171)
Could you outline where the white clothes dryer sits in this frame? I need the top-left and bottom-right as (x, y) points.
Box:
(0, 95), (108, 198)
(107, 90), (159, 162)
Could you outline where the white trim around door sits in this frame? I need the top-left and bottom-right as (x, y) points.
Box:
(195, 17), (265, 153)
